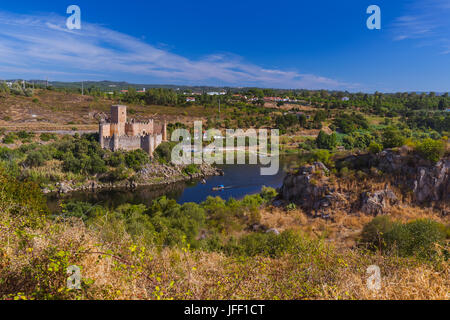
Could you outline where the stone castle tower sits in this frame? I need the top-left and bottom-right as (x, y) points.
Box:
(99, 105), (167, 156)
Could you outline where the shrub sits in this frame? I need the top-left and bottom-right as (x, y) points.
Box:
(40, 133), (58, 142)
(351, 132), (374, 149)
(414, 138), (445, 162)
(224, 230), (303, 257)
(361, 217), (447, 260)
(286, 203), (297, 211)
(260, 186), (278, 202)
(183, 163), (200, 175)
(24, 151), (46, 167)
(155, 142), (178, 163)
(2, 133), (17, 144)
(342, 135), (355, 150)
(0, 147), (17, 161)
(312, 149), (331, 165)
(124, 149), (149, 171)
(62, 201), (105, 221)
(17, 131), (34, 140)
(361, 216), (395, 250)
(368, 141), (383, 154)
(103, 165), (130, 182)
(385, 219), (447, 260)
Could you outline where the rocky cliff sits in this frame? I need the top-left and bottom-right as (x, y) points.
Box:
(279, 150), (449, 216)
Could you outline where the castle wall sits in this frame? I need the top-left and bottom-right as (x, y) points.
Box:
(102, 136), (115, 150)
(99, 123), (110, 138)
(99, 105), (165, 157)
(117, 135), (142, 151)
(155, 134), (162, 146)
(125, 120), (154, 136)
(102, 134), (162, 155)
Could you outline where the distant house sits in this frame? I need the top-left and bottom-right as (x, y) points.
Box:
(233, 94), (249, 100)
(186, 97), (196, 102)
(207, 91), (226, 96)
(341, 97), (350, 101)
(445, 108), (450, 112)
(137, 88), (146, 93)
(264, 97), (288, 102)
(120, 90), (128, 93)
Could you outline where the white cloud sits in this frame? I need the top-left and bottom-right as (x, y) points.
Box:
(392, 0), (450, 54)
(0, 10), (354, 89)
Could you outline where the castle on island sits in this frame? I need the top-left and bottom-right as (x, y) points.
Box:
(99, 105), (167, 157)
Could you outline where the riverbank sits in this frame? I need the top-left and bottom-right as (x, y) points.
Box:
(44, 162), (223, 195)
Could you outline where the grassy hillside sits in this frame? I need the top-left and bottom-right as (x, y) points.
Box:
(0, 89), (223, 131)
(0, 167), (448, 300)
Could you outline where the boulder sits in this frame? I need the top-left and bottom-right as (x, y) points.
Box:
(57, 182), (73, 194)
(266, 228), (280, 235)
(279, 163), (335, 214)
(360, 187), (398, 215)
(413, 159), (449, 203)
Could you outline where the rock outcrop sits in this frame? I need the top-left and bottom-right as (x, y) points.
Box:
(279, 162), (341, 215)
(412, 159), (449, 203)
(337, 150), (449, 204)
(56, 182), (73, 194)
(279, 151), (449, 217)
(360, 187), (398, 215)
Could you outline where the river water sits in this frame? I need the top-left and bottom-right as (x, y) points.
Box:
(46, 155), (302, 211)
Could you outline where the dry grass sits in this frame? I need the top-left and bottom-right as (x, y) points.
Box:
(259, 203), (448, 250)
(2, 206), (447, 300)
(0, 90), (221, 132)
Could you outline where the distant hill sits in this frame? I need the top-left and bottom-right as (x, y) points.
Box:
(4, 80), (239, 93)
(2, 79), (449, 96)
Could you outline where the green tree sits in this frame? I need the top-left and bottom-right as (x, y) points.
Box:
(381, 127), (405, 148)
(438, 99), (448, 110)
(315, 130), (337, 150)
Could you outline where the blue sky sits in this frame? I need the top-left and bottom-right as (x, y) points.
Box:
(0, 0), (449, 92)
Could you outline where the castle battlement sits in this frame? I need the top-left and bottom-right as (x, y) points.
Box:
(99, 105), (167, 157)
